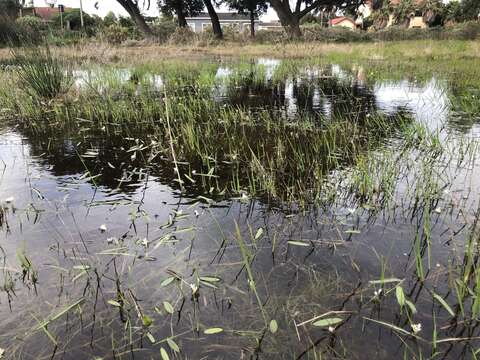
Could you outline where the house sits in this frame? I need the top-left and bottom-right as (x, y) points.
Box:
(257, 21), (283, 31)
(185, 12), (260, 33)
(330, 17), (356, 30)
(362, 0), (428, 29)
(21, 6), (72, 22)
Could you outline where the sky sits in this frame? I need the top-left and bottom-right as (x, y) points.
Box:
(31, 0), (279, 20)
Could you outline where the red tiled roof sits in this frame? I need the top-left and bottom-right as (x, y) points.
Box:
(330, 17), (354, 25)
(33, 7), (72, 20)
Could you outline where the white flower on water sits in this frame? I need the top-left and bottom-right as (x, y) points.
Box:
(107, 237), (118, 245)
(194, 210), (200, 217)
(328, 326), (335, 333)
(99, 224), (107, 232)
(190, 283), (199, 295)
(347, 208), (356, 214)
(434, 207), (442, 214)
(4, 197), (14, 204)
(411, 323), (422, 334)
(374, 289), (382, 297)
(0, 347), (5, 359)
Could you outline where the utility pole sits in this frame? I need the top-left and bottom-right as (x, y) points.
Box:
(79, 0), (84, 29)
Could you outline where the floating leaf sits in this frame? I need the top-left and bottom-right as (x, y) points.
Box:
(255, 228), (264, 240)
(163, 301), (174, 314)
(167, 338), (180, 353)
(146, 332), (155, 343)
(313, 318), (343, 327)
(405, 300), (417, 314)
(396, 286), (405, 307)
(345, 229), (361, 234)
(204, 327), (224, 334)
(199, 276), (221, 283)
(107, 300), (121, 307)
(160, 347), (170, 360)
(161, 277), (175, 287)
(369, 278), (402, 285)
(287, 241), (310, 247)
(269, 319), (278, 334)
(433, 292), (455, 317)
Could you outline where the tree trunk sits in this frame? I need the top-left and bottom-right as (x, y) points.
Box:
(269, 0), (302, 38)
(116, 0), (153, 36)
(250, 10), (255, 38)
(203, 0), (223, 39)
(176, 0), (187, 27)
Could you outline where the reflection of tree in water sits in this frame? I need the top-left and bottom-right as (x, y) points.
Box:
(447, 86), (480, 134)
(220, 65), (376, 122)
(19, 69), (410, 204)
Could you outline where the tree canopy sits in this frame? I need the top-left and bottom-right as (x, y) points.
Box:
(157, 0), (203, 27)
(226, 0), (268, 37)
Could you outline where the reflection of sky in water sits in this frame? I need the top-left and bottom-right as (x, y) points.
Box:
(374, 79), (450, 130)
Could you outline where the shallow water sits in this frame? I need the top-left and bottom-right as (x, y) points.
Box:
(1, 59), (480, 359)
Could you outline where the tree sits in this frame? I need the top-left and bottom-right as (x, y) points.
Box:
(268, 0), (363, 38)
(203, 0), (223, 38)
(460, 0), (480, 21)
(227, 0), (267, 37)
(103, 11), (118, 26)
(0, 0), (22, 18)
(157, 0), (203, 27)
(115, 0), (153, 35)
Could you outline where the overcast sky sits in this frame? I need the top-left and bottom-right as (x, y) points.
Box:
(32, 0), (279, 20)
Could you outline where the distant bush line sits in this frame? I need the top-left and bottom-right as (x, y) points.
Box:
(1, 14), (479, 48)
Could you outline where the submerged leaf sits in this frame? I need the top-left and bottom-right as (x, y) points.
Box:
(142, 315), (153, 327)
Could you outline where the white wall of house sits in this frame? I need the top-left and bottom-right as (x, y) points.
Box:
(186, 18), (259, 33)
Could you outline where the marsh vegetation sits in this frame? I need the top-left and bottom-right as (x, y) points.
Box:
(1, 43), (480, 359)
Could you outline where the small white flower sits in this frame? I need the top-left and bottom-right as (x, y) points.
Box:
(411, 323), (422, 334)
(190, 283), (199, 295)
(4, 197), (14, 204)
(107, 237), (118, 245)
(328, 326), (335, 333)
(374, 288), (382, 297)
(436, 263), (441, 268)
(434, 207), (442, 214)
(0, 347), (5, 359)
(194, 210), (200, 217)
(347, 208), (356, 214)
(99, 224), (107, 232)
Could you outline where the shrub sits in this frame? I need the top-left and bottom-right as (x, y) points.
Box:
(0, 15), (41, 46)
(52, 9), (96, 33)
(253, 29), (287, 44)
(303, 25), (372, 43)
(167, 27), (198, 45)
(13, 47), (73, 99)
(16, 15), (48, 33)
(151, 19), (178, 42)
(101, 24), (130, 44)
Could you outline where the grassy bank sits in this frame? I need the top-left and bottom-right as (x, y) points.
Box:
(1, 39), (479, 65)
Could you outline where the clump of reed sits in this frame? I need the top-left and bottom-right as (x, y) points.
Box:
(12, 47), (72, 100)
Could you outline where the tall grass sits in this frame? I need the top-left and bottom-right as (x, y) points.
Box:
(12, 47), (72, 99)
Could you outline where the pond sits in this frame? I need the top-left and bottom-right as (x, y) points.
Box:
(1, 55), (480, 359)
